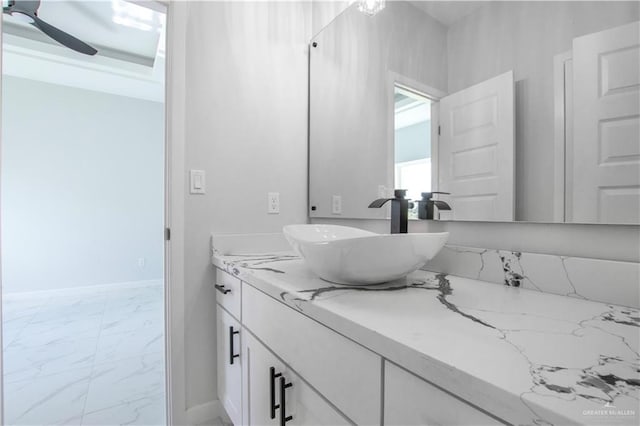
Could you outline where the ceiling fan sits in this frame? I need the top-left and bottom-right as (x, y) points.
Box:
(2, 0), (97, 55)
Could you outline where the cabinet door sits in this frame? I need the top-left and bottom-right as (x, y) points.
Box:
(217, 305), (242, 425)
(242, 331), (350, 426)
(384, 362), (502, 426)
(243, 284), (380, 425)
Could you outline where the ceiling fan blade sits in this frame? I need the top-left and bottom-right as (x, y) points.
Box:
(31, 14), (97, 56)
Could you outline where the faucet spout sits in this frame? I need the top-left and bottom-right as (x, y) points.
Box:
(368, 198), (391, 208)
(431, 200), (451, 210)
(368, 189), (410, 234)
(417, 192), (452, 220)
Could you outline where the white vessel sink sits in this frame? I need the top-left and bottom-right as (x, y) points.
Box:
(283, 224), (449, 285)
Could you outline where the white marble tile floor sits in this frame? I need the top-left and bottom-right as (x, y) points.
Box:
(2, 282), (166, 426)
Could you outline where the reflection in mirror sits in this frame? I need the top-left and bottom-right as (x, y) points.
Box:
(393, 85), (432, 207)
(309, 1), (640, 224)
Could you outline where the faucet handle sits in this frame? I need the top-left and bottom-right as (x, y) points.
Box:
(394, 189), (408, 199)
(421, 191), (450, 200)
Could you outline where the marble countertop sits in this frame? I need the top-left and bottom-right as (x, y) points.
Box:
(211, 246), (639, 426)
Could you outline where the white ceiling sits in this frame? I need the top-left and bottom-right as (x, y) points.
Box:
(395, 90), (431, 130)
(409, 1), (486, 26)
(2, 0), (166, 102)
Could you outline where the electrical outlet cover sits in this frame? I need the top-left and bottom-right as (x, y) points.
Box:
(268, 192), (280, 214)
(332, 195), (342, 214)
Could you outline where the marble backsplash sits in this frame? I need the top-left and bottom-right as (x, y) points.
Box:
(210, 233), (640, 309)
(424, 245), (640, 309)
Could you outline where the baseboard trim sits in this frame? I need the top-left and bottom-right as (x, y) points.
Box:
(3, 279), (163, 301)
(186, 400), (226, 426)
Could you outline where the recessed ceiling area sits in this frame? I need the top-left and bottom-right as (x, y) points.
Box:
(394, 90), (431, 130)
(2, 0), (166, 102)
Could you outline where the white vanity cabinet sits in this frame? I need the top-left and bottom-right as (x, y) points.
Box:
(242, 331), (350, 426)
(216, 305), (243, 425)
(216, 269), (242, 318)
(384, 362), (502, 426)
(215, 269), (381, 425)
(215, 269), (243, 425)
(215, 268), (503, 426)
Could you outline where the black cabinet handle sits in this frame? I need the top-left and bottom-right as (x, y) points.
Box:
(215, 284), (231, 294)
(279, 376), (293, 426)
(229, 326), (240, 365)
(270, 367), (282, 419)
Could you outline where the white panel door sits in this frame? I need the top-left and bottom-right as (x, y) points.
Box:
(438, 71), (515, 221)
(571, 21), (640, 224)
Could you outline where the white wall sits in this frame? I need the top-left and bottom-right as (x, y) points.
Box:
(0, 11), (5, 423)
(309, 1), (640, 264)
(173, 0), (639, 417)
(309, 1), (448, 219)
(1, 76), (164, 293)
(182, 0), (311, 409)
(447, 1), (640, 222)
(311, 0), (351, 36)
(312, 217), (640, 262)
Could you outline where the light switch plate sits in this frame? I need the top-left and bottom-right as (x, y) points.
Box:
(190, 170), (206, 194)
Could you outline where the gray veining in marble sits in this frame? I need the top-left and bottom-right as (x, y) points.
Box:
(212, 240), (640, 426)
(426, 245), (640, 308)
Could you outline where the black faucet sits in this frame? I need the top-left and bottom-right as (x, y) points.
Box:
(368, 189), (412, 234)
(417, 192), (451, 220)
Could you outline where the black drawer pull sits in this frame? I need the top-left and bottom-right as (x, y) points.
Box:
(215, 284), (231, 294)
(270, 367), (282, 419)
(279, 376), (293, 425)
(229, 326), (240, 365)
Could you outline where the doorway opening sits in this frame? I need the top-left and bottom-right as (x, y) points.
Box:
(393, 85), (435, 217)
(1, 1), (167, 424)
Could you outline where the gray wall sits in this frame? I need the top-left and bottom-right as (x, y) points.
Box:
(447, 1), (640, 221)
(171, 0), (640, 415)
(182, 1), (311, 408)
(312, 0), (351, 36)
(310, 1), (640, 264)
(312, 217), (640, 263)
(1, 76), (164, 293)
(309, 1), (447, 219)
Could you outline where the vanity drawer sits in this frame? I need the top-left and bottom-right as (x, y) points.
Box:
(384, 362), (503, 425)
(215, 269), (241, 320)
(242, 283), (381, 426)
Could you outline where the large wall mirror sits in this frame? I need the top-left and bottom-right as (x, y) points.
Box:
(309, 1), (640, 224)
